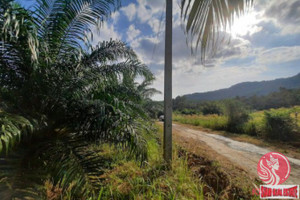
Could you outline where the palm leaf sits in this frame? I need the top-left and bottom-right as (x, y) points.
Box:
(181, 0), (253, 61)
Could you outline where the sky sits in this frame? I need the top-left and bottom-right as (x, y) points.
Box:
(19, 0), (300, 100)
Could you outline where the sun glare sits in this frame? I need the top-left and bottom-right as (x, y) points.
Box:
(230, 11), (262, 37)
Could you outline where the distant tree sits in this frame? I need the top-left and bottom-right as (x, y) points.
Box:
(201, 102), (223, 115)
(173, 96), (188, 111)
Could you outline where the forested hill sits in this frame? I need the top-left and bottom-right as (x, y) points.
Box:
(184, 73), (300, 101)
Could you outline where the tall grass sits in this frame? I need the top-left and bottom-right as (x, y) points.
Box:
(97, 126), (205, 200)
(174, 106), (300, 142)
(173, 114), (227, 130)
(45, 125), (205, 200)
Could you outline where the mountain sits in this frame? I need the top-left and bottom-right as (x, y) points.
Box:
(184, 73), (300, 101)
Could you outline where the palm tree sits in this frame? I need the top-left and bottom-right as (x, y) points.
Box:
(0, 0), (156, 198)
(163, 0), (253, 162)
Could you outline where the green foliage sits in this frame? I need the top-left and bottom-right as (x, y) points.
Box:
(173, 114), (227, 130)
(179, 108), (197, 115)
(201, 102), (223, 115)
(238, 88), (300, 110)
(263, 110), (296, 141)
(224, 100), (250, 133)
(0, 0), (159, 198)
(173, 106), (300, 143)
(0, 111), (41, 154)
(0, 0), (158, 157)
(93, 127), (205, 200)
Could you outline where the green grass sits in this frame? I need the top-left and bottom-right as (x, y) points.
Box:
(174, 106), (300, 139)
(42, 124), (261, 200)
(96, 126), (205, 200)
(173, 114), (227, 130)
(47, 125), (205, 200)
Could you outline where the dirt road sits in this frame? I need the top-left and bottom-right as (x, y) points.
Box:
(172, 123), (300, 185)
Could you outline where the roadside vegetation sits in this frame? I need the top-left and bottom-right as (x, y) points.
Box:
(42, 124), (255, 200)
(173, 88), (300, 146)
(0, 0), (160, 198)
(174, 105), (300, 146)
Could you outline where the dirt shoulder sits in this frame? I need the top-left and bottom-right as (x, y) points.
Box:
(171, 124), (260, 195)
(168, 122), (300, 186)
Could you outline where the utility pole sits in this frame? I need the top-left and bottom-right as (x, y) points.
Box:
(164, 0), (172, 163)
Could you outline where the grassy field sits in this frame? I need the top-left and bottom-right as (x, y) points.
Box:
(174, 106), (300, 136)
(173, 106), (300, 160)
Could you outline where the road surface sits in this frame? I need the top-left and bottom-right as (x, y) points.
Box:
(173, 123), (300, 185)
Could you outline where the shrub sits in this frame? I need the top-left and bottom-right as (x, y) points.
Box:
(200, 102), (223, 115)
(263, 111), (296, 141)
(243, 122), (258, 136)
(180, 109), (197, 115)
(225, 100), (250, 133)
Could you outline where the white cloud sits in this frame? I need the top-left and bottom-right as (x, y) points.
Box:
(148, 18), (162, 34)
(256, 46), (300, 65)
(121, 3), (136, 21)
(91, 22), (121, 44)
(122, 0), (164, 24)
(126, 25), (141, 42)
(152, 64), (268, 100)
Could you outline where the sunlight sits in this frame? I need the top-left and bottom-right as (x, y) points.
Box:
(230, 11), (262, 37)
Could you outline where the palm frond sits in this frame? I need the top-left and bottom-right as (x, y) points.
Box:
(181, 0), (253, 61)
(32, 0), (120, 60)
(0, 111), (41, 155)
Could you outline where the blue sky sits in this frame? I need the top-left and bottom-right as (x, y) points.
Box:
(19, 0), (300, 100)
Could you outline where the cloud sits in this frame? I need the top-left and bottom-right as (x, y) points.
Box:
(121, 0), (164, 24)
(264, 0), (300, 34)
(148, 18), (162, 34)
(151, 64), (268, 100)
(127, 25), (141, 42)
(256, 46), (300, 65)
(93, 0), (300, 100)
(91, 22), (121, 44)
(121, 3), (136, 21)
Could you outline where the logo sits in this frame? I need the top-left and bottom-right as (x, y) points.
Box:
(259, 185), (299, 199)
(257, 152), (290, 185)
(254, 152), (299, 199)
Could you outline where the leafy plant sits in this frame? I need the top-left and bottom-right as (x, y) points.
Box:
(263, 110), (296, 141)
(201, 102), (223, 116)
(224, 100), (250, 133)
(0, 0), (158, 198)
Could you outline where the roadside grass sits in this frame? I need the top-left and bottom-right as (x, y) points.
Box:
(173, 106), (300, 158)
(87, 125), (205, 200)
(174, 106), (300, 137)
(173, 114), (227, 130)
(43, 123), (261, 199)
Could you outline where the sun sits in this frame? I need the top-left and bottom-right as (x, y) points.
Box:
(230, 11), (262, 37)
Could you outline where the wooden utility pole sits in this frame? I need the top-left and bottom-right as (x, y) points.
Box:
(164, 0), (172, 163)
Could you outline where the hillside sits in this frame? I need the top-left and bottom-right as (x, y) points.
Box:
(184, 73), (300, 101)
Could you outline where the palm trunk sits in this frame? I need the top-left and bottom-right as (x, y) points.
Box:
(164, 0), (172, 163)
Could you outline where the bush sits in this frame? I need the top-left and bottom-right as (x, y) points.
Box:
(180, 109), (197, 115)
(225, 100), (250, 133)
(243, 122), (259, 136)
(263, 111), (296, 141)
(200, 102), (223, 115)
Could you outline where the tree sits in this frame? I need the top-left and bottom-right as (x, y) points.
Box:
(0, 0), (155, 198)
